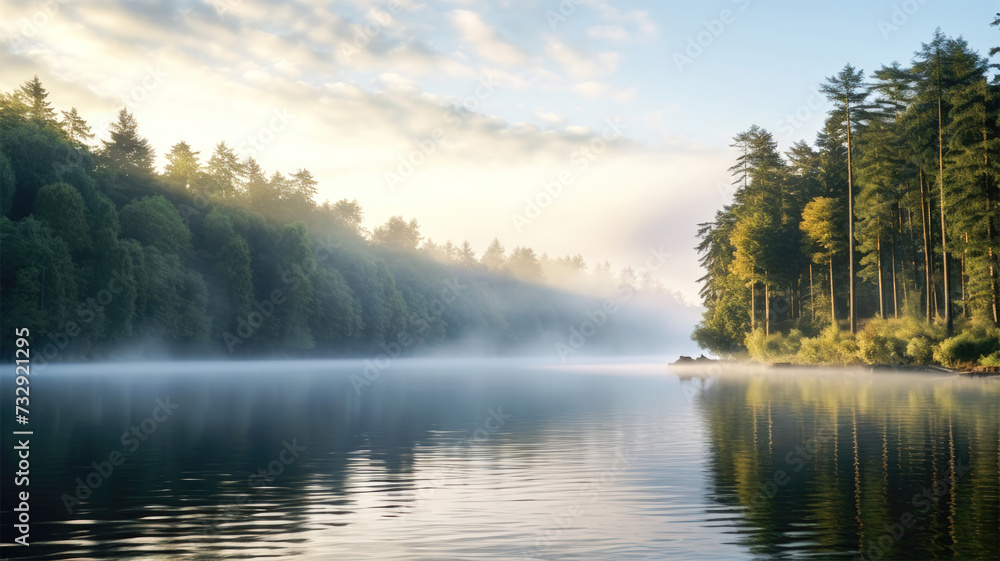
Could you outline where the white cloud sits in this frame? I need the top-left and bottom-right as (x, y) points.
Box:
(571, 81), (633, 102)
(374, 72), (419, 92)
(587, 25), (629, 42)
(448, 9), (529, 66)
(544, 37), (618, 79)
(536, 110), (566, 126)
(596, 3), (659, 39)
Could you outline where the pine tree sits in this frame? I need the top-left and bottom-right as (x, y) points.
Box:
(821, 64), (869, 333)
(458, 240), (477, 266)
(206, 141), (244, 200)
(19, 76), (57, 126)
(290, 169), (318, 204)
(100, 108), (155, 178)
(60, 107), (93, 146)
(164, 141), (201, 189)
(481, 238), (506, 272)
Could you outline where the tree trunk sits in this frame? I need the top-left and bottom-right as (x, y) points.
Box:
(809, 263), (815, 322)
(961, 232), (968, 319)
(919, 169), (933, 322)
(877, 220), (884, 319)
(765, 278), (771, 336)
(846, 100), (857, 334)
(891, 228), (899, 319)
(830, 257), (836, 326)
(750, 283), (755, 331)
(938, 95), (952, 335)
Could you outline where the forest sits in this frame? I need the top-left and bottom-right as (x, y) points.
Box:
(693, 25), (1000, 367)
(0, 77), (673, 362)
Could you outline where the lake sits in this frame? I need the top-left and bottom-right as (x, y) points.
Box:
(1, 359), (998, 560)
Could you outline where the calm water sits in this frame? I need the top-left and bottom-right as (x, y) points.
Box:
(1, 359), (998, 560)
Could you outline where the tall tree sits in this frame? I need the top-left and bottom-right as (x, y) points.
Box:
(19, 76), (57, 126)
(100, 108), (156, 178)
(290, 168), (318, 205)
(206, 141), (244, 200)
(163, 141), (201, 189)
(821, 64), (869, 333)
(481, 238), (506, 272)
(801, 197), (846, 326)
(60, 108), (93, 146)
(371, 216), (421, 250)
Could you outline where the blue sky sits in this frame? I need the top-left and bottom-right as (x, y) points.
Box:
(1, 0), (996, 301)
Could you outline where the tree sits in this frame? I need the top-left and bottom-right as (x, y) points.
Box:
(120, 195), (192, 255)
(203, 210), (254, 338)
(19, 76), (57, 126)
(508, 246), (542, 280)
(371, 215), (421, 250)
(821, 63), (869, 333)
(946, 55), (998, 322)
(100, 108), (155, 178)
(163, 141), (201, 190)
(329, 198), (365, 235)
(909, 30), (983, 333)
(206, 141), (244, 200)
(481, 237), (506, 272)
(458, 240), (476, 266)
(33, 182), (91, 255)
(290, 168), (318, 205)
(60, 108), (93, 146)
(801, 197), (846, 325)
(729, 211), (778, 334)
(243, 156), (269, 211)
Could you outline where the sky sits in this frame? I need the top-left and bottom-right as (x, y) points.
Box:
(1, 0), (996, 303)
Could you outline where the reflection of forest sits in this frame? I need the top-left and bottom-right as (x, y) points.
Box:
(697, 372), (1000, 560)
(7, 365), (638, 558)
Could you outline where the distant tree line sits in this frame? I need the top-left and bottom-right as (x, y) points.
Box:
(0, 77), (667, 360)
(694, 25), (1000, 357)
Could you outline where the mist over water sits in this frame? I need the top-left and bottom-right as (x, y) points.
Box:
(1, 360), (996, 560)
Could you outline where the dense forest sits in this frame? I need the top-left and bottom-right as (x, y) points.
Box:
(694, 25), (1000, 366)
(0, 78), (676, 362)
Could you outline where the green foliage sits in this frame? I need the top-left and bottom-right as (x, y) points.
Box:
(745, 328), (803, 362)
(120, 195), (192, 255)
(695, 28), (1000, 359)
(856, 317), (907, 364)
(980, 351), (1000, 367)
(933, 321), (1000, 367)
(796, 325), (861, 365)
(34, 182), (91, 253)
(372, 215), (422, 250)
(1, 217), (79, 338)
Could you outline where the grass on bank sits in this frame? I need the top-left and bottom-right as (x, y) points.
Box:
(743, 316), (1000, 369)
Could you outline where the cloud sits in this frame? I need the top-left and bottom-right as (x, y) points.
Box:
(536, 110), (566, 126)
(587, 25), (629, 42)
(596, 3), (659, 39)
(448, 9), (529, 66)
(571, 81), (634, 102)
(544, 37), (618, 78)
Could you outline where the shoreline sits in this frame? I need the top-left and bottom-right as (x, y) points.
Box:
(670, 355), (1000, 376)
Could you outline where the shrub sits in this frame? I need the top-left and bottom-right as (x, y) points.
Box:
(980, 351), (1000, 368)
(796, 325), (860, 365)
(857, 317), (907, 364)
(744, 329), (803, 363)
(933, 321), (1000, 368)
(906, 337), (934, 364)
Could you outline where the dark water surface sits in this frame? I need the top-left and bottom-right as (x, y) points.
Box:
(1, 359), (997, 560)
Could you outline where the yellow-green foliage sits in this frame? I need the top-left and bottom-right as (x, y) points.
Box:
(857, 317), (907, 364)
(742, 317), (981, 367)
(933, 320), (1000, 368)
(980, 351), (1000, 367)
(745, 329), (803, 362)
(796, 325), (861, 365)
